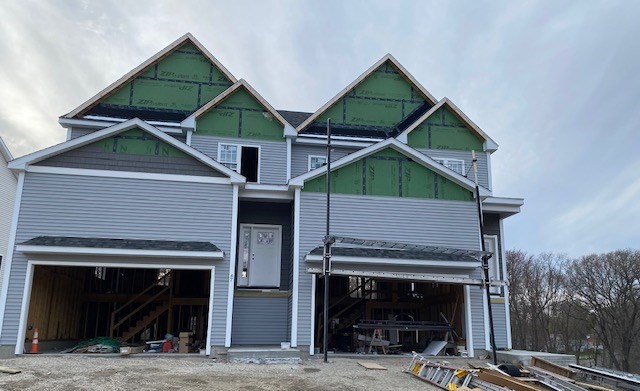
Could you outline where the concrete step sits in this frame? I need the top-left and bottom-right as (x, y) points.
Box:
(227, 346), (302, 364)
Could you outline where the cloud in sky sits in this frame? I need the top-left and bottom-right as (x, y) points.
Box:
(0, 0), (638, 257)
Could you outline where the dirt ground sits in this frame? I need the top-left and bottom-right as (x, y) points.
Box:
(0, 354), (488, 391)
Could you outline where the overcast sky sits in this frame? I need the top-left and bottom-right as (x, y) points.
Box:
(1, 1), (638, 257)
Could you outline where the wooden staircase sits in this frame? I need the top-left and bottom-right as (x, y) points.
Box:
(120, 301), (170, 341)
(110, 270), (173, 342)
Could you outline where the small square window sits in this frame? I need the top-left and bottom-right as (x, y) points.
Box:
(308, 155), (327, 171)
(433, 158), (465, 175)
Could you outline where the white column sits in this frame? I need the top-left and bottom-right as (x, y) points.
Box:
(224, 185), (239, 347)
(291, 188), (301, 346)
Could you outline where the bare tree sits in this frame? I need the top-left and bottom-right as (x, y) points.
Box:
(566, 250), (640, 372)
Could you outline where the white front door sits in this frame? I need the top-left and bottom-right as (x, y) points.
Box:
(237, 224), (282, 288)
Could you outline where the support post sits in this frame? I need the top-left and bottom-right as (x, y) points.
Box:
(472, 150), (498, 365)
(323, 119), (332, 363)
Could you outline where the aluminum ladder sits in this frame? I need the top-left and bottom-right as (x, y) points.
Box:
(405, 352), (475, 389)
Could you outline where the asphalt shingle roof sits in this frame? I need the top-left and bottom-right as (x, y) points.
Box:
(21, 236), (221, 252)
(277, 110), (313, 128)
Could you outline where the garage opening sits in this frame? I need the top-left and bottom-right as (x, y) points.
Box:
(24, 265), (211, 354)
(315, 276), (466, 355)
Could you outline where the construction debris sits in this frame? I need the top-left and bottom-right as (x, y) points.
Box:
(404, 351), (640, 391)
(0, 366), (21, 374)
(65, 337), (121, 354)
(569, 364), (640, 391)
(405, 352), (476, 389)
(358, 361), (387, 370)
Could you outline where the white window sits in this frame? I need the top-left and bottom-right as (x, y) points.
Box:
(218, 143), (260, 182)
(433, 158), (465, 176)
(308, 155), (327, 171)
(483, 235), (502, 295)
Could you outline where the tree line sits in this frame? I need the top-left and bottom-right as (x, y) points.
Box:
(507, 249), (640, 373)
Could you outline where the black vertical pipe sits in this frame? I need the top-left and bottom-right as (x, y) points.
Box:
(472, 150), (498, 365)
(323, 119), (331, 363)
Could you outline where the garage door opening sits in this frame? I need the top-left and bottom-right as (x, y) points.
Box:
(314, 276), (467, 355)
(23, 265), (212, 354)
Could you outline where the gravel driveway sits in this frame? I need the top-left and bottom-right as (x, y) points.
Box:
(0, 354), (472, 391)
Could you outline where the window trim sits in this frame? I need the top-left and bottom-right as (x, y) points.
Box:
(432, 157), (466, 176)
(217, 143), (261, 183)
(483, 234), (502, 296)
(308, 155), (327, 171)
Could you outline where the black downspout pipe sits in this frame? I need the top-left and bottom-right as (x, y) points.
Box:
(323, 119), (332, 363)
(472, 150), (498, 365)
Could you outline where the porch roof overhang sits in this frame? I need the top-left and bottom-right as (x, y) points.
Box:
(303, 236), (503, 287)
(17, 236), (224, 259)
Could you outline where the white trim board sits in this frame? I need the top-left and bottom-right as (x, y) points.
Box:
(25, 165), (233, 185)
(14, 260), (216, 355)
(64, 33), (237, 119)
(296, 54), (437, 132)
(0, 136), (14, 162)
(395, 98), (499, 152)
(16, 245), (224, 259)
(289, 138), (491, 196)
(304, 254), (480, 269)
(0, 172), (25, 338)
(306, 267), (489, 286)
(464, 285), (475, 358)
(291, 188), (301, 347)
(8, 118), (246, 184)
(225, 184), (239, 347)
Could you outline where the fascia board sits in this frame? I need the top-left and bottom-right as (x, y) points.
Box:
(16, 245), (224, 259)
(305, 254), (480, 268)
(0, 136), (13, 162)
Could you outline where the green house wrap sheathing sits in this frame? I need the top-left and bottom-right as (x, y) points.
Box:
(95, 128), (187, 157)
(407, 106), (484, 151)
(315, 60), (427, 129)
(196, 87), (284, 141)
(303, 148), (473, 201)
(99, 42), (233, 114)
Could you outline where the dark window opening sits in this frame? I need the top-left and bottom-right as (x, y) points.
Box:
(240, 146), (259, 182)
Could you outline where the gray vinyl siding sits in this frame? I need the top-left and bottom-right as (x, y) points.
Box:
(191, 134), (287, 185)
(484, 213), (509, 348)
(290, 144), (360, 179)
(491, 301), (508, 348)
(232, 295), (289, 344)
(35, 140), (220, 177)
(70, 128), (94, 139)
(296, 192), (481, 346)
(70, 128), (187, 144)
(416, 148), (490, 190)
(469, 285), (487, 350)
(1, 172), (233, 347)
